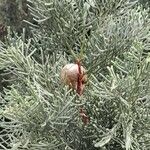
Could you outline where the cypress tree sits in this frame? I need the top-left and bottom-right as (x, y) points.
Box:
(0, 0), (150, 149)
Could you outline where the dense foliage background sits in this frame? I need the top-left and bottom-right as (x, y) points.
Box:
(0, 0), (150, 150)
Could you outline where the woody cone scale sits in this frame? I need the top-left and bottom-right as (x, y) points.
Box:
(61, 63), (87, 95)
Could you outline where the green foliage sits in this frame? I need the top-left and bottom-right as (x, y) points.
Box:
(0, 0), (32, 36)
(139, 0), (150, 9)
(0, 0), (150, 150)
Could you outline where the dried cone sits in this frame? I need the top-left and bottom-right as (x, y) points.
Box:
(61, 63), (87, 94)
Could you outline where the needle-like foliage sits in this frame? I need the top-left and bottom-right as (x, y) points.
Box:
(0, 0), (150, 150)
